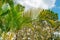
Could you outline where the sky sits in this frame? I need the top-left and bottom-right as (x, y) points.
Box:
(15, 0), (60, 20)
(52, 0), (60, 20)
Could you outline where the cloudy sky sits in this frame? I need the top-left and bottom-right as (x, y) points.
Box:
(52, 0), (60, 20)
(15, 0), (60, 20)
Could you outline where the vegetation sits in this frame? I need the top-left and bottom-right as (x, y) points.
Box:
(0, 0), (60, 40)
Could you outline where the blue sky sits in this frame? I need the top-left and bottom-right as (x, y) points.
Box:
(16, 0), (60, 20)
(52, 0), (60, 20)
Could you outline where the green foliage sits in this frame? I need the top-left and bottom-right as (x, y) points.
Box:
(38, 9), (58, 27)
(0, 0), (25, 32)
(38, 10), (58, 21)
(0, 0), (60, 40)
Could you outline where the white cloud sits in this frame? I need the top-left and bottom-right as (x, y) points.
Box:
(14, 0), (56, 9)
